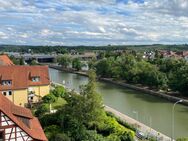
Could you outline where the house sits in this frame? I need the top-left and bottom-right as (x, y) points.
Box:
(159, 50), (182, 59)
(0, 94), (47, 141)
(0, 55), (14, 66)
(182, 51), (188, 61)
(0, 65), (50, 107)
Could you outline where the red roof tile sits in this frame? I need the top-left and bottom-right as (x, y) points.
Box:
(0, 55), (14, 66)
(0, 94), (48, 141)
(0, 65), (50, 91)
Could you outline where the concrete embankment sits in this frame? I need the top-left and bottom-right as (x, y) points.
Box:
(49, 65), (188, 106)
(100, 78), (188, 106)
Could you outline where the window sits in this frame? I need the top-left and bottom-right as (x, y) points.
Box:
(1, 80), (12, 86)
(31, 76), (40, 82)
(8, 91), (12, 96)
(0, 131), (3, 141)
(2, 92), (6, 96)
(2, 91), (12, 96)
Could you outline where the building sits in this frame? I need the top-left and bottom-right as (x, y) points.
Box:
(70, 52), (96, 60)
(182, 51), (188, 61)
(0, 94), (47, 141)
(0, 65), (50, 107)
(0, 55), (14, 66)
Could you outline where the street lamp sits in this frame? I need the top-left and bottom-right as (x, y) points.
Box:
(171, 99), (183, 141)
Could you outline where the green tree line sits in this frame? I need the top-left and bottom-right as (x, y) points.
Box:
(92, 52), (188, 96)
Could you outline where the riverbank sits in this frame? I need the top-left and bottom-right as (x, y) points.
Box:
(51, 81), (172, 141)
(49, 65), (188, 106)
(105, 106), (172, 141)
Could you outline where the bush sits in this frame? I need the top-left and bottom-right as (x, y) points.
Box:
(119, 132), (134, 141)
(44, 125), (61, 140)
(35, 104), (49, 117)
(106, 112), (136, 131)
(97, 116), (135, 139)
(42, 94), (57, 104)
(52, 86), (65, 98)
(83, 130), (107, 141)
(54, 133), (71, 141)
(39, 113), (60, 128)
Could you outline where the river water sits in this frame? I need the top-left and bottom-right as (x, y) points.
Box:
(49, 68), (188, 139)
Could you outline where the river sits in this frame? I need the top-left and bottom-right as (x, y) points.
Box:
(49, 68), (188, 139)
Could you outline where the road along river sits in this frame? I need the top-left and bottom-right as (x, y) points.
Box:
(49, 68), (188, 139)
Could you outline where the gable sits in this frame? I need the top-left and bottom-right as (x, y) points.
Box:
(0, 93), (47, 141)
(0, 111), (33, 141)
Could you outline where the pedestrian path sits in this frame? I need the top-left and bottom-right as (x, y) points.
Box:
(105, 105), (172, 141)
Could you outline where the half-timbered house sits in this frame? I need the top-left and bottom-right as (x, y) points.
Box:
(0, 94), (47, 141)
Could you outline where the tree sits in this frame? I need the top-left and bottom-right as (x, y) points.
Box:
(117, 54), (137, 81)
(30, 59), (38, 65)
(42, 93), (57, 112)
(42, 94), (57, 104)
(80, 70), (105, 124)
(137, 61), (168, 88)
(95, 58), (114, 78)
(72, 58), (83, 71)
(169, 65), (188, 96)
(54, 133), (71, 141)
(61, 70), (105, 128)
(57, 55), (72, 68)
(88, 58), (97, 69)
(35, 104), (49, 117)
(52, 86), (65, 98)
(9, 55), (20, 65)
(19, 57), (25, 65)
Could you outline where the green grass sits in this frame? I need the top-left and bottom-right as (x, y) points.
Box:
(52, 98), (67, 109)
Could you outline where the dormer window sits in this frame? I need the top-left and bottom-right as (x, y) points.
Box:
(31, 76), (40, 82)
(1, 80), (12, 86)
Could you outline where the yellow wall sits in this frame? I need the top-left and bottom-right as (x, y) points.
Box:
(28, 85), (50, 103)
(0, 85), (50, 107)
(13, 89), (28, 107)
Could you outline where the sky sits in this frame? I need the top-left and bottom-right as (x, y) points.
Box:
(0, 0), (188, 46)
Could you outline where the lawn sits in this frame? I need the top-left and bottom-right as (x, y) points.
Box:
(51, 98), (67, 109)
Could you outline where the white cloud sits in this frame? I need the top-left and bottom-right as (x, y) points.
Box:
(40, 29), (62, 36)
(19, 33), (28, 38)
(0, 31), (8, 39)
(0, 0), (188, 45)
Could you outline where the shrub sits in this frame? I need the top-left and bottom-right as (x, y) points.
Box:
(54, 133), (71, 141)
(106, 112), (136, 131)
(35, 104), (49, 117)
(42, 94), (57, 104)
(52, 86), (65, 98)
(44, 125), (61, 140)
(39, 113), (59, 127)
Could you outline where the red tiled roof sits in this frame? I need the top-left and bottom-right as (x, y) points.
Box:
(0, 94), (48, 141)
(183, 51), (188, 57)
(0, 55), (14, 66)
(0, 65), (50, 91)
